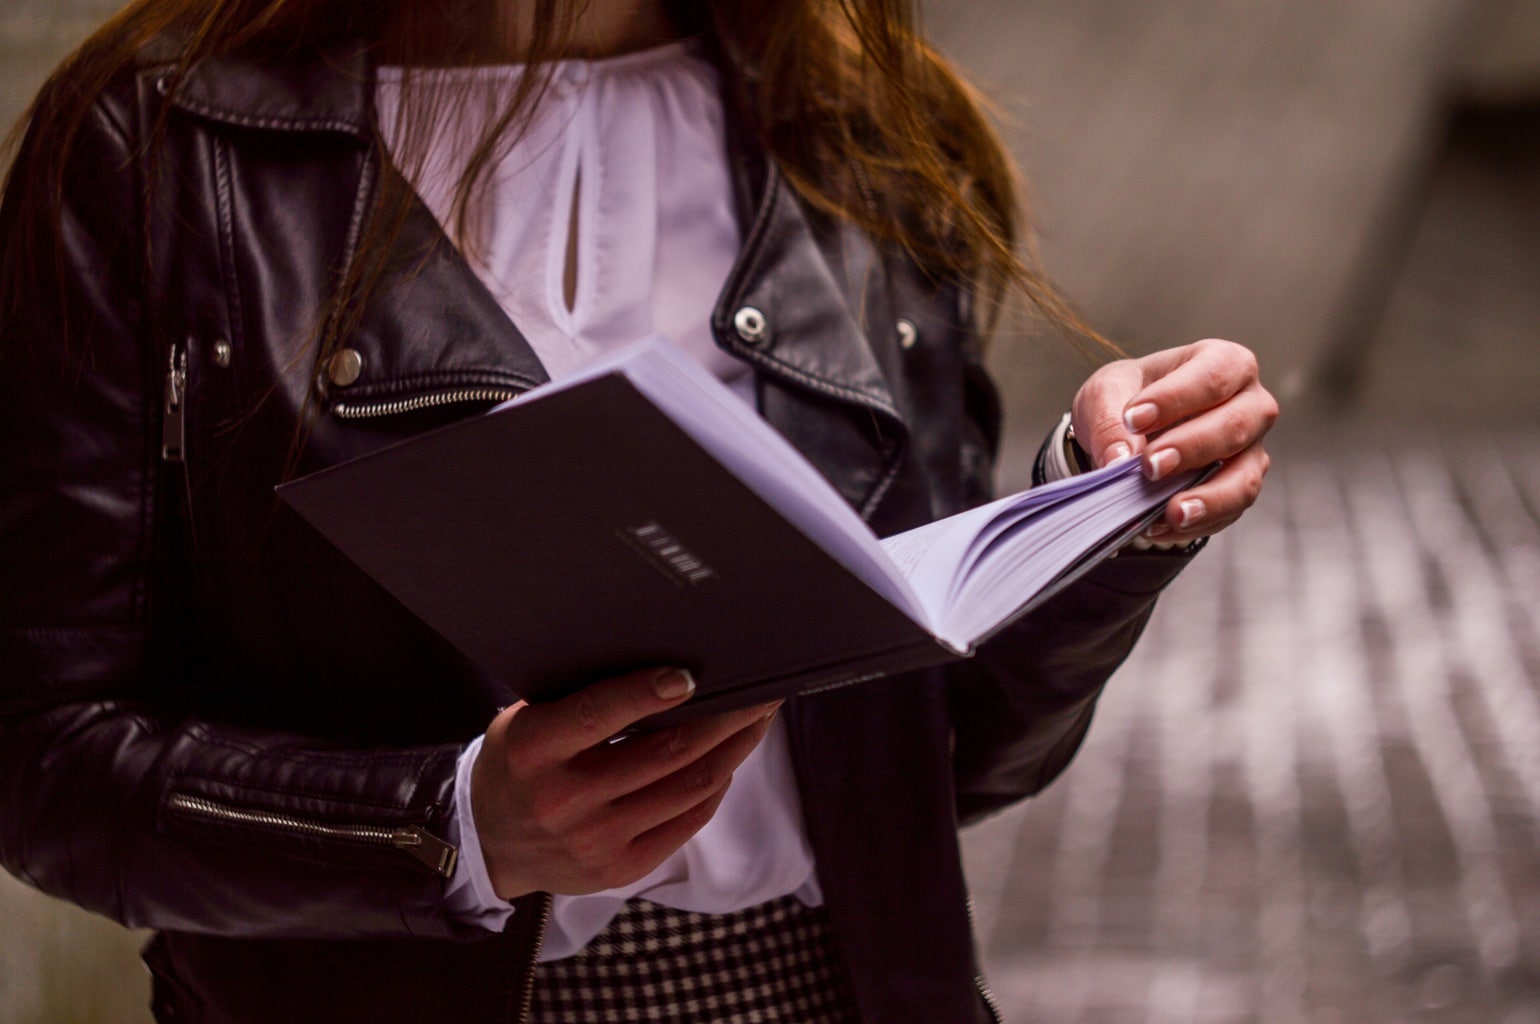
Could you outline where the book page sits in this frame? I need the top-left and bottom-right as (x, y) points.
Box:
(947, 461), (1140, 600)
(874, 458), (1202, 652)
(935, 462), (1200, 648)
(879, 460), (1146, 624)
(878, 494), (1021, 624)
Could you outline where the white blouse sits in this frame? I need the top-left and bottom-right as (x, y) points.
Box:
(375, 40), (821, 961)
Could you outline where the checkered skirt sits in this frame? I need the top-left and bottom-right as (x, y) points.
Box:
(529, 895), (861, 1023)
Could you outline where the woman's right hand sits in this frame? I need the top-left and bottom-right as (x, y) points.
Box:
(470, 668), (779, 900)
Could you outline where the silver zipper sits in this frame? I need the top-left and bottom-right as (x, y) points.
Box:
(162, 340), (188, 462)
(167, 793), (458, 878)
(974, 972), (1005, 1024)
(332, 387), (521, 420)
(966, 893), (1006, 1023)
(515, 892), (553, 1024)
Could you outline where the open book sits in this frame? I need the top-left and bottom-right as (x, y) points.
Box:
(278, 337), (1203, 724)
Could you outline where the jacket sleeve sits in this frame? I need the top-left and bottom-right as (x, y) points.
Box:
(943, 333), (1195, 825)
(947, 549), (1191, 824)
(0, 76), (485, 942)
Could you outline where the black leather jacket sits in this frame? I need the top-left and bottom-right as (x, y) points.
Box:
(0, 38), (1193, 1024)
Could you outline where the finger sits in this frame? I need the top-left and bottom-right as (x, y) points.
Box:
(523, 778), (733, 897)
(605, 708), (776, 838)
(555, 727), (757, 892)
(570, 701), (783, 803)
(1122, 339), (1261, 437)
(617, 784), (734, 887)
(1146, 443), (1271, 537)
(482, 699), (528, 746)
(517, 667), (697, 763)
(545, 711), (761, 892)
(1137, 385), (1278, 482)
(1071, 362), (1147, 467)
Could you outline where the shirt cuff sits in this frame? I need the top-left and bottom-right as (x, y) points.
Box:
(444, 734), (518, 931)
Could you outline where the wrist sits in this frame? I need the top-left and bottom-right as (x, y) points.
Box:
(467, 740), (540, 902)
(443, 737), (520, 928)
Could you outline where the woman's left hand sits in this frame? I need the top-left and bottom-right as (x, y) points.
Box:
(1070, 338), (1278, 545)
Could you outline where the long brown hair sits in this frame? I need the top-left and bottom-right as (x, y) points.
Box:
(6, 0), (1107, 360)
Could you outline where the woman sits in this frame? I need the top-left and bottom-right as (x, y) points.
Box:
(0, 0), (1275, 1021)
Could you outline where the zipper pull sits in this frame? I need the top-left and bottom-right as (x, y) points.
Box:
(162, 340), (187, 462)
(392, 826), (459, 879)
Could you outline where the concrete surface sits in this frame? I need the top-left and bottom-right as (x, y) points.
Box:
(965, 429), (1540, 1023)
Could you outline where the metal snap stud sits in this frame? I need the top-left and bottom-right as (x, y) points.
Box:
(211, 338), (232, 368)
(733, 306), (769, 346)
(896, 318), (918, 350)
(326, 347), (364, 387)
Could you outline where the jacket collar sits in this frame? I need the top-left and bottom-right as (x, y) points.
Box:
(163, 38), (375, 140)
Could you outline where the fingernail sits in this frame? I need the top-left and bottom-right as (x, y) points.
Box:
(1178, 498), (1206, 529)
(1124, 403), (1158, 433)
(1145, 522), (1173, 538)
(652, 669), (696, 701)
(1104, 442), (1132, 466)
(1146, 448), (1179, 481)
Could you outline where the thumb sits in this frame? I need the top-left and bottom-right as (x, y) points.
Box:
(1070, 364), (1146, 468)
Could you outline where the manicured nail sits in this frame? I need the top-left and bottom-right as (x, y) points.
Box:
(652, 669), (696, 701)
(1178, 498), (1207, 530)
(1146, 448), (1179, 481)
(1145, 522), (1173, 538)
(1104, 442), (1132, 466)
(1123, 403), (1158, 433)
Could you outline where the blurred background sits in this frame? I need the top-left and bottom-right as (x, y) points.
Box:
(2, 0), (1538, 1021)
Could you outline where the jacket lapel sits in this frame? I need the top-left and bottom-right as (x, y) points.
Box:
(170, 44), (550, 405)
(331, 162), (551, 408)
(714, 159), (910, 519)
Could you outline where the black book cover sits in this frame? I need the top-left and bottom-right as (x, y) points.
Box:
(278, 375), (946, 722)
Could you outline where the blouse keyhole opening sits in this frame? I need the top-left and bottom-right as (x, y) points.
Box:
(563, 167), (582, 315)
